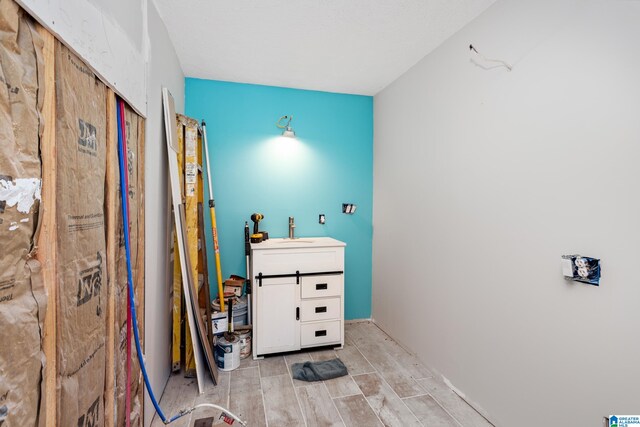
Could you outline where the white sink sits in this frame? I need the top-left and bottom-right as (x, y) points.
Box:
(254, 237), (346, 249)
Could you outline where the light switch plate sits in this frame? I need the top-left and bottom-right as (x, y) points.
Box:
(561, 259), (574, 277)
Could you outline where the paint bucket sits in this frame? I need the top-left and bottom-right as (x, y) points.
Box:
(231, 297), (248, 325)
(234, 331), (252, 359)
(212, 296), (248, 328)
(215, 335), (240, 371)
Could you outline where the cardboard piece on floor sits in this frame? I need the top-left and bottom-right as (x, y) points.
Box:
(193, 417), (214, 427)
(162, 87), (218, 388)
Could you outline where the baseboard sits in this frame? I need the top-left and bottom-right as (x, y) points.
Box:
(345, 318), (372, 324)
(370, 319), (496, 426)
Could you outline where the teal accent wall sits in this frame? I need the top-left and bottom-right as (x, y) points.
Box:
(185, 78), (373, 320)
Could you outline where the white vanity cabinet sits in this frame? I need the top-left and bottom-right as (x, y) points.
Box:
(250, 237), (346, 359)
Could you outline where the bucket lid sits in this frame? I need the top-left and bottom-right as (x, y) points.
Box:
(212, 295), (247, 312)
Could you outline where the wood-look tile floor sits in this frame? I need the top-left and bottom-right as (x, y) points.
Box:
(151, 322), (494, 427)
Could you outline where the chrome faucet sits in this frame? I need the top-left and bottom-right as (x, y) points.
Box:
(288, 217), (295, 239)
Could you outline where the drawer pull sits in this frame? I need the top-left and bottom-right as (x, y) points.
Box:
(316, 283), (328, 290)
(296, 307), (300, 320)
(315, 306), (327, 313)
(315, 330), (327, 337)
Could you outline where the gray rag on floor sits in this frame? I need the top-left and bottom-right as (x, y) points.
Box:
(291, 358), (348, 382)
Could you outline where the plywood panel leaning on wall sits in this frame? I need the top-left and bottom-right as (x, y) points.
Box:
(0, 0), (47, 425)
(54, 40), (107, 427)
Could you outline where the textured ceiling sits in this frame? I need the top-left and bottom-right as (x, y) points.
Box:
(153, 0), (496, 95)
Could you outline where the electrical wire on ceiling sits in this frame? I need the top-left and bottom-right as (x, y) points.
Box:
(469, 44), (512, 71)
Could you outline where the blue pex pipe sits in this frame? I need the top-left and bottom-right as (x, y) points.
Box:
(117, 100), (185, 424)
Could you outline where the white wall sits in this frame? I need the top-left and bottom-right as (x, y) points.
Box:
(18, 0), (147, 112)
(143, 2), (184, 426)
(373, 1), (640, 426)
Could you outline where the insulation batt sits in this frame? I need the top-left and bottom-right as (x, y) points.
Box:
(0, 0), (47, 425)
(54, 41), (107, 427)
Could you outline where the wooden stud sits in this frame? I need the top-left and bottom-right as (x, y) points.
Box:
(104, 89), (118, 427)
(35, 24), (57, 427)
(135, 115), (146, 423)
(135, 116), (146, 347)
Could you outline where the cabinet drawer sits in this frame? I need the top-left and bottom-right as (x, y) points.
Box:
(301, 320), (341, 347)
(301, 275), (342, 299)
(300, 298), (340, 322)
(252, 246), (344, 275)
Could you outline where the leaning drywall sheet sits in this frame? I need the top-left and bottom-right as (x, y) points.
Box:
(113, 102), (143, 427)
(0, 0), (46, 425)
(54, 40), (107, 427)
(163, 87), (206, 393)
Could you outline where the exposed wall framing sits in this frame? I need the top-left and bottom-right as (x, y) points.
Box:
(0, 1), (147, 424)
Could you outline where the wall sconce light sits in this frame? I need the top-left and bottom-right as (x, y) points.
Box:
(276, 115), (296, 138)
